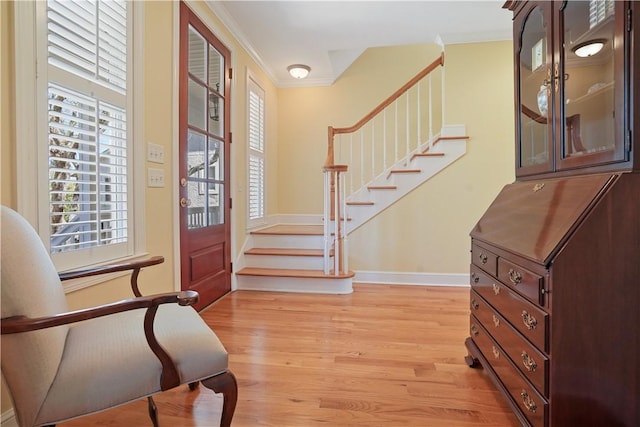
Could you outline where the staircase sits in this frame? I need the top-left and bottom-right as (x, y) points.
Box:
(236, 52), (466, 294)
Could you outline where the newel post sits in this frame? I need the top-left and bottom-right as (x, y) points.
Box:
(323, 164), (348, 275)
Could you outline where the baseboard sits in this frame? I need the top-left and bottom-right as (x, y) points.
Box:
(354, 270), (470, 287)
(1, 409), (18, 427)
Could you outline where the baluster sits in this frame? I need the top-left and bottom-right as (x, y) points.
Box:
(405, 92), (410, 160)
(357, 131), (362, 189)
(383, 108), (387, 170)
(394, 100), (399, 163)
(417, 82), (421, 151)
(349, 134), (353, 197)
(371, 120), (375, 182)
(428, 73), (433, 148)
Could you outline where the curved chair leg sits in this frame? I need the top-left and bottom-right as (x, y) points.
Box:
(188, 381), (199, 391)
(201, 371), (238, 427)
(147, 396), (159, 427)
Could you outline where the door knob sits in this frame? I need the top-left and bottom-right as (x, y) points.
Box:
(180, 198), (191, 208)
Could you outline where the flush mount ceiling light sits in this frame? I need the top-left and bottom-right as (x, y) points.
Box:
(572, 39), (607, 58)
(287, 64), (311, 79)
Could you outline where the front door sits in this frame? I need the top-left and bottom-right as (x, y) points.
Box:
(179, 2), (231, 311)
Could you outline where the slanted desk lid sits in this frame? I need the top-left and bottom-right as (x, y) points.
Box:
(471, 174), (617, 265)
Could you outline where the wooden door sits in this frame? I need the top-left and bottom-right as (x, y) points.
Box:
(179, 2), (231, 311)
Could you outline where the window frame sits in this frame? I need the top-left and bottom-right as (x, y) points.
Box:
(246, 71), (267, 229)
(14, 0), (146, 288)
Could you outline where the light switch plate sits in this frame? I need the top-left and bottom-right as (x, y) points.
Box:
(147, 143), (165, 164)
(147, 168), (165, 187)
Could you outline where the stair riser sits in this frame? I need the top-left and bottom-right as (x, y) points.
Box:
(250, 234), (324, 249)
(244, 254), (326, 270)
(236, 275), (353, 294)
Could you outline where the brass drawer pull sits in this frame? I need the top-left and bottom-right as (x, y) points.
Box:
(492, 314), (500, 328)
(492, 346), (500, 359)
(470, 324), (479, 336)
(521, 351), (538, 372)
(521, 310), (538, 330)
(471, 299), (479, 310)
(508, 268), (522, 285)
(471, 272), (479, 283)
(478, 252), (488, 264)
(492, 283), (500, 295)
(520, 390), (538, 413)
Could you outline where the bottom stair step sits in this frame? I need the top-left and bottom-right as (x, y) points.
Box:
(235, 267), (354, 294)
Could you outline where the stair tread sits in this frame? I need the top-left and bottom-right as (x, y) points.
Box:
(415, 152), (446, 157)
(250, 224), (323, 236)
(367, 185), (397, 190)
(245, 248), (324, 257)
(389, 169), (421, 173)
(236, 267), (354, 279)
(346, 201), (375, 206)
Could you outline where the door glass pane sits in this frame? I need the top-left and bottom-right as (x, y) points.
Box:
(519, 6), (549, 168)
(187, 130), (206, 230)
(188, 79), (206, 130)
(188, 26), (206, 81)
(209, 46), (224, 95)
(208, 90), (224, 136)
(187, 181), (205, 229)
(208, 183), (223, 225)
(208, 137), (222, 180)
(561, 0), (615, 158)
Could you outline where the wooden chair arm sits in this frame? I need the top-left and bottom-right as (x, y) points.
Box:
(1, 290), (198, 334)
(58, 255), (165, 297)
(1, 290), (199, 390)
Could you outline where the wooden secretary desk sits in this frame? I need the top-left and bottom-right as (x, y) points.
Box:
(464, 1), (639, 426)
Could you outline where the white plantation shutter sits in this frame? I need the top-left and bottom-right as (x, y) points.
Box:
(48, 0), (127, 92)
(248, 79), (266, 225)
(45, 0), (131, 263)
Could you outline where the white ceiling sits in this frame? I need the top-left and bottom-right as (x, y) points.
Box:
(208, 1), (514, 87)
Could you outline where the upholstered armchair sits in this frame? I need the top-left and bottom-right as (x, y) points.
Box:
(0, 206), (237, 427)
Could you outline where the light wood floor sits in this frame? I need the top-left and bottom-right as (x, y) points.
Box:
(61, 284), (519, 427)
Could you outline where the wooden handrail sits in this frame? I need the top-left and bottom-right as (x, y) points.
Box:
(325, 52), (445, 167)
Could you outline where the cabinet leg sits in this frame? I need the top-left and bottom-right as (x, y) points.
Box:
(465, 354), (480, 368)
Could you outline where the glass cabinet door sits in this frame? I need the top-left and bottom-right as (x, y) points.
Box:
(555, 0), (626, 170)
(516, 3), (554, 176)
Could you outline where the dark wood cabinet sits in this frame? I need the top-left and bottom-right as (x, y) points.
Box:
(513, 0), (634, 178)
(464, 1), (639, 426)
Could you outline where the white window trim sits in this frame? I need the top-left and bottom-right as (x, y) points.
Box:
(14, 1), (147, 291)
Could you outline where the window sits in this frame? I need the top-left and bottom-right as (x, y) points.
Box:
(15, 0), (142, 273)
(247, 75), (266, 227)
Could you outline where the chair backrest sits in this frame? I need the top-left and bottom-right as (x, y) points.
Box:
(1, 206), (70, 427)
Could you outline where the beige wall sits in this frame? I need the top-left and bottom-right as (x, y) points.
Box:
(1, 0), (514, 417)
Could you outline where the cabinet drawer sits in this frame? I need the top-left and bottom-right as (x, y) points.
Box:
(471, 243), (498, 276)
(470, 292), (548, 396)
(470, 318), (548, 427)
(470, 265), (549, 352)
(498, 258), (544, 305)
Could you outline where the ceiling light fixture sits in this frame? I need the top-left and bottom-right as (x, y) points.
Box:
(287, 64), (311, 79)
(572, 39), (607, 58)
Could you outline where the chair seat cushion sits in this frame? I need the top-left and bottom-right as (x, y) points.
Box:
(35, 304), (228, 425)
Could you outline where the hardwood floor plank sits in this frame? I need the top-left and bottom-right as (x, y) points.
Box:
(59, 284), (518, 426)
